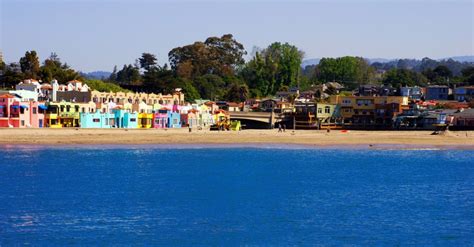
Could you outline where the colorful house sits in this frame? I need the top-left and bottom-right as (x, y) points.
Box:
(152, 108), (169, 128)
(168, 111), (181, 128)
(0, 94), (17, 127)
(29, 101), (47, 128)
(79, 111), (116, 128)
(0, 94), (34, 128)
(113, 108), (138, 128)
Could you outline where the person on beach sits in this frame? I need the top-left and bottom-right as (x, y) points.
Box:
(278, 123), (282, 132)
(283, 124), (286, 132)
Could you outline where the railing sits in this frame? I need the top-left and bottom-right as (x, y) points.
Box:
(59, 112), (79, 118)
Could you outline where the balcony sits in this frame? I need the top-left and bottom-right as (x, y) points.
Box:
(59, 112), (79, 119)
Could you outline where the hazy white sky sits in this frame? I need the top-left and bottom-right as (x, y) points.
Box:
(1, 0), (473, 71)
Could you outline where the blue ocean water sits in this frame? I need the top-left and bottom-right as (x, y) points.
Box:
(0, 145), (473, 245)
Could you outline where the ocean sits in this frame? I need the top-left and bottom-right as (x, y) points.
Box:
(0, 145), (473, 245)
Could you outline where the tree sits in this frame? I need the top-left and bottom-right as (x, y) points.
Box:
(433, 65), (453, 82)
(382, 68), (427, 88)
(38, 53), (82, 83)
(116, 64), (141, 85)
(109, 65), (118, 82)
(139, 53), (159, 72)
(194, 74), (226, 100)
(461, 66), (474, 85)
(240, 42), (304, 96)
(225, 82), (249, 102)
(0, 63), (23, 88)
(315, 56), (374, 85)
(19, 50), (40, 79)
(85, 79), (130, 92)
(169, 34), (246, 79)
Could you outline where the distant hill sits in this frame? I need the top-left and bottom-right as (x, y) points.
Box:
(80, 71), (111, 80)
(302, 56), (474, 67)
(444, 56), (474, 63)
(301, 58), (320, 68)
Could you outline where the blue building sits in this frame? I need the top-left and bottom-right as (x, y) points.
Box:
(425, 86), (449, 100)
(113, 109), (138, 128)
(168, 111), (181, 128)
(454, 86), (474, 102)
(80, 112), (115, 128)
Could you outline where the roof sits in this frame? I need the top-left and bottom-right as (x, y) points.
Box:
(0, 94), (15, 99)
(227, 102), (241, 107)
(68, 79), (83, 84)
(427, 85), (449, 88)
(453, 109), (474, 118)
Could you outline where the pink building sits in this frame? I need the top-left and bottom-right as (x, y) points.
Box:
(28, 101), (47, 128)
(152, 108), (170, 128)
(0, 94), (46, 128)
(0, 94), (15, 127)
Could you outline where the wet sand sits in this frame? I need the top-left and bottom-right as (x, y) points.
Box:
(0, 128), (473, 149)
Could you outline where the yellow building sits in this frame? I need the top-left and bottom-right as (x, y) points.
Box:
(330, 95), (408, 125)
(45, 101), (96, 127)
(90, 89), (185, 106)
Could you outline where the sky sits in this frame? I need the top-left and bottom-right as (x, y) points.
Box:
(1, 0), (473, 72)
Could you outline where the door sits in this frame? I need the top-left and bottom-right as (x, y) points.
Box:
(39, 119), (43, 128)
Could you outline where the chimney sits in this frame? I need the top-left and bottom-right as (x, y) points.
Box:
(52, 79), (59, 102)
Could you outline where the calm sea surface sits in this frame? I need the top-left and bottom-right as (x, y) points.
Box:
(0, 145), (473, 245)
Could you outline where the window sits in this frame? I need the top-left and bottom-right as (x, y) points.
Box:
(82, 107), (85, 113)
(93, 118), (100, 123)
(66, 105), (71, 112)
(173, 119), (178, 124)
(325, 106), (331, 114)
(33, 107), (37, 114)
(130, 118), (136, 122)
(75, 106), (79, 112)
(317, 108), (322, 114)
(21, 120), (25, 126)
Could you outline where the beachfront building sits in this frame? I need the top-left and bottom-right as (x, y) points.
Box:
(45, 101), (96, 128)
(315, 103), (342, 128)
(91, 89), (185, 106)
(152, 108), (169, 128)
(79, 111), (115, 128)
(0, 93), (48, 128)
(330, 95), (409, 127)
(113, 108), (138, 128)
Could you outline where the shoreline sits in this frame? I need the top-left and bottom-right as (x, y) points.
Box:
(1, 128), (474, 149)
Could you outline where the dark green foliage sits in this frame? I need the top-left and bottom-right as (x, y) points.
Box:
(19, 50), (40, 79)
(225, 82), (249, 103)
(169, 34), (246, 79)
(240, 42), (303, 97)
(461, 66), (474, 85)
(85, 79), (130, 92)
(0, 63), (23, 88)
(383, 68), (428, 87)
(116, 64), (141, 85)
(314, 56), (374, 84)
(109, 65), (118, 82)
(39, 53), (82, 83)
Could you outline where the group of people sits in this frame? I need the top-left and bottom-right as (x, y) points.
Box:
(277, 123), (286, 132)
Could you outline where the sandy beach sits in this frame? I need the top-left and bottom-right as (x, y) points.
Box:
(0, 128), (473, 148)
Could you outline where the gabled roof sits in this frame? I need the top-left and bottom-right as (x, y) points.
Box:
(0, 93), (16, 99)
